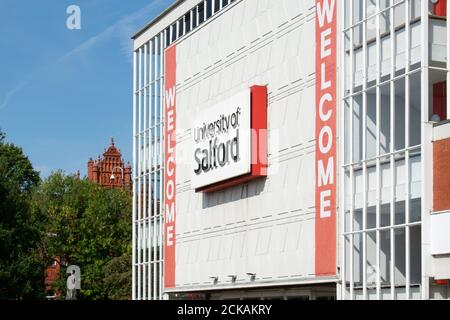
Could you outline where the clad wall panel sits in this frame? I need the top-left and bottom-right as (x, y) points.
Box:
(172, 0), (322, 288)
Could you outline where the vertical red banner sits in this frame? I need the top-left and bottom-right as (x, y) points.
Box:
(164, 44), (176, 288)
(315, 0), (337, 276)
(434, 0), (447, 17)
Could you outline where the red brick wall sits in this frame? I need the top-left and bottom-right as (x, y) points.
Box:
(45, 264), (60, 286)
(434, 137), (450, 211)
(44, 257), (61, 298)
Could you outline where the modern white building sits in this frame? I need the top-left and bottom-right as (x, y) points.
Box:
(131, 0), (450, 300)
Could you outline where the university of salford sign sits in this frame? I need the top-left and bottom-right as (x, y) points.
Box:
(192, 89), (252, 190)
(192, 86), (268, 193)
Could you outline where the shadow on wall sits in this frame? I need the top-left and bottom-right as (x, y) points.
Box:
(201, 177), (267, 209)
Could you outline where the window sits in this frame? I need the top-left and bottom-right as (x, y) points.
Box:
(165, 27), (170, 47)
(214, 0), (221, 13)
(192, 8), (198, 29)
(171, 23), (177, 42)
(198, 2), (205, 25)
(185, 12), (192, 34)
(206, 0), (213, 19)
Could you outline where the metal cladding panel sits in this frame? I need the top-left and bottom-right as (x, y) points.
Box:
(172, 0), (331, 289)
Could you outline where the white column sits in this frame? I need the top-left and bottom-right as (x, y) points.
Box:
(349, 0), (355, 301)
(159, 30), (165, 300)
(404, 0), (411, 300)
(153, 34), (159, 300)
(137, 47), (143, 301)
(339, 0), (346, 301)
(197, 5), (200, 26)
(143, 42), (148, 300)
(421, 0), (431, 301)
(132, 50), (137, 301)
(362, 0), (368, 300)
(149, 38), (155, 300)
(375, 0), (381, 301)
(389, 0), (396, 301)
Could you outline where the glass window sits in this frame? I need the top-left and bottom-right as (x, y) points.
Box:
(198, 3), (205, 24)
(185, 13), (191, 33)
(214, 0), (221, 13)
(206, 0), (213, 19)
(192, 9), (198, 29)
(178, 18), (184, 37)
(171, 23), (177, 42)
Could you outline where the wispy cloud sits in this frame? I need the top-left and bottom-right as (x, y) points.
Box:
(56, 24), (117, 64)
(0, 81), (28, 110)
(0, 0), (166, 110)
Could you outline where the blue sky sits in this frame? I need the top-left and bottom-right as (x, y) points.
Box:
(0, 0), (173, 178)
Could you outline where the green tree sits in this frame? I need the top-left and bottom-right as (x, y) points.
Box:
(0, 130), (44, 299)
(101, 249), (132, 300)
(33, 171), (132, 299)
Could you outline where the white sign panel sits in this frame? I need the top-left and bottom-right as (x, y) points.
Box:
(430, 211), (450, 255)
(191, 89), (251, 190)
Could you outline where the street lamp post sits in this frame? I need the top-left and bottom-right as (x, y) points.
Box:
(110, 166), (124, 185)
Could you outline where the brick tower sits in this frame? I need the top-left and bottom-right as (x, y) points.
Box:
(87, 138), (131, 189)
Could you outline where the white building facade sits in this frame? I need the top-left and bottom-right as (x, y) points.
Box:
(132, 0), (450, 300)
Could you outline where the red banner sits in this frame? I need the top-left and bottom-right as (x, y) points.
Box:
(164, 44), (177, 288)
(315, 0), (337, 276)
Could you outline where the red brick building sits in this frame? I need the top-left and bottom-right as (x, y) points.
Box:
(87, 138), (132, 189)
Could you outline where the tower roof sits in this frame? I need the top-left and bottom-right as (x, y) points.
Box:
(103, 137), (121, 157)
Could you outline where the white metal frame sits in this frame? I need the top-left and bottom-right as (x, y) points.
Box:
(341, 0), (425, 300)
(420, 0), (430, 301)
(132, 32), (166, 300)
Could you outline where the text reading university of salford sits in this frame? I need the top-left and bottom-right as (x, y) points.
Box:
(191, 89), (252, 191)
(193, 107), (242, 175)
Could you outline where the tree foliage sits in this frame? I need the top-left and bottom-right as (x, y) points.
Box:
(0, 130), (44, 299)
(32, 171), (132, 300)
(102, 251), (132, 300)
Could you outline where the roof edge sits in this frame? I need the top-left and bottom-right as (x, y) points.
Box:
(132, 0), (186, 40)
